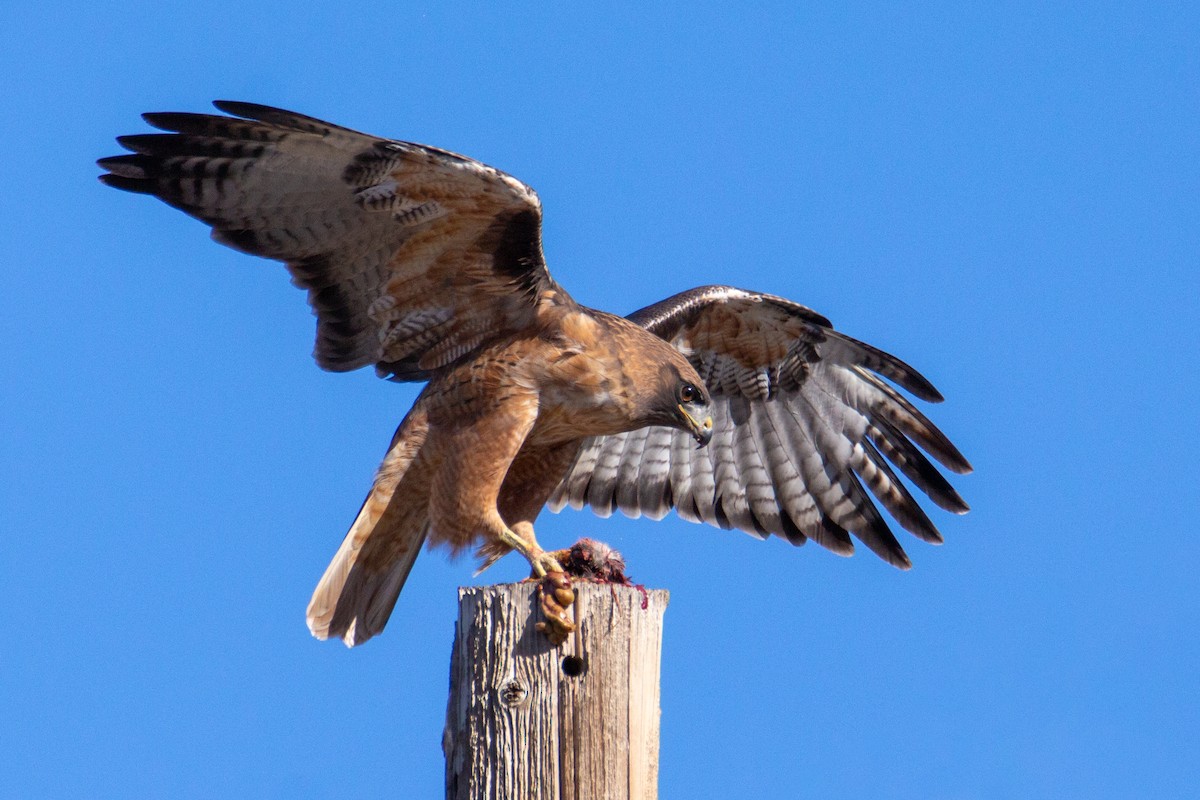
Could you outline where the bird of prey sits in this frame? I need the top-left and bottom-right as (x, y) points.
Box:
(99, 102), (971, 647)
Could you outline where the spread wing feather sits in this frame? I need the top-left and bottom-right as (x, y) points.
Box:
(99, 101), (563, 379)
(550, 285), (971, 568)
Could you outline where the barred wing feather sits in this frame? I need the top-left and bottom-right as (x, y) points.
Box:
(98, 101), (560, 381)
(549, 286), (971, 568)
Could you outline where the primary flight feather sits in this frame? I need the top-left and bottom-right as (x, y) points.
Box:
(100, 101), (971, 646)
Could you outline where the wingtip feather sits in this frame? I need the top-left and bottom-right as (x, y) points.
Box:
(211, 99), (258, 117)
(98, 171), (154, 194)
(944, 449), (973, 476)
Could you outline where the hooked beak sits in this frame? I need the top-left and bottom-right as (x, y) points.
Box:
(678, 403), (714, 448)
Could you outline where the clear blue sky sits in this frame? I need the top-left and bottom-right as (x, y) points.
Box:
(3, 3), (1196, 798)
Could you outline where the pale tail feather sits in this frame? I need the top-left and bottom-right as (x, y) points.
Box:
(306, 408), (430, 647)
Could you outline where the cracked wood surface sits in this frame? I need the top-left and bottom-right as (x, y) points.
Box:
(444, 583), (668, 800)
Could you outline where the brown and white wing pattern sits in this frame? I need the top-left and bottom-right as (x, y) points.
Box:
(99, 101), (562, 380)
(550, 285), (972, 568)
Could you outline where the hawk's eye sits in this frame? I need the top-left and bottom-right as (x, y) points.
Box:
(680, 384), (698, 403)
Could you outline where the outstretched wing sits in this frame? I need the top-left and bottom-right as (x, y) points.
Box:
(549, 285), (971, 568)
(99, 101), (563, 380)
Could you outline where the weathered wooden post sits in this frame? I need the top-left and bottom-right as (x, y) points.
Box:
(444, 582), (669, 800)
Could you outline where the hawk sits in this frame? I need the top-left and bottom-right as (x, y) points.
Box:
(99, 102), (971, 646)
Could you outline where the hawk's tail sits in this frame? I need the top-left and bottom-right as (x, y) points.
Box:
(306, 406), (432, 647)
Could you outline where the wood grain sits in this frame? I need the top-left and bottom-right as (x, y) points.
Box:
(444, 583), (668, 799)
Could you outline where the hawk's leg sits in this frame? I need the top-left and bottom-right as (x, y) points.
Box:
(495, 522), (564, 576)
(424, 389), (576, 643)
(495, 442), (586, 645)
(495, 522), (576, 645)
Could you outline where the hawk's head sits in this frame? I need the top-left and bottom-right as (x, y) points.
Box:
(644, 360), (713, 447)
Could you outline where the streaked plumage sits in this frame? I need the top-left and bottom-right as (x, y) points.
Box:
(100, 102), (971, 647)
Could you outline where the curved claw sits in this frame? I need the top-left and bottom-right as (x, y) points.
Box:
(535, 571), (576, 645)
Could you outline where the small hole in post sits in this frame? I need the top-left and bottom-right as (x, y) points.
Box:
(561, 655), (585, 677)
